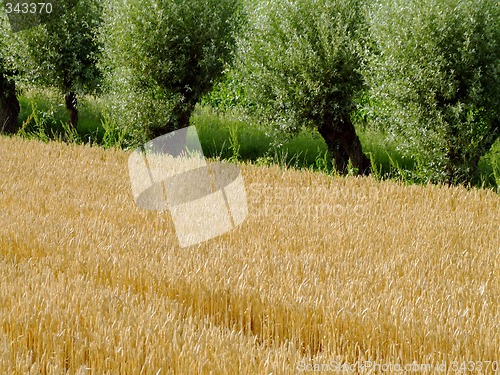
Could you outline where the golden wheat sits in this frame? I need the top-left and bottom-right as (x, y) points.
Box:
(0, 136), (499, 374)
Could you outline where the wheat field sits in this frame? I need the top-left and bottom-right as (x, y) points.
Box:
(0, 136), (499, 374)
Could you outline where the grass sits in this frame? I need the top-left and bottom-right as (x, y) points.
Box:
(191, 106), (417, 174)
(15, 89), (500, 190)
(17, 89), (107, 144)
(0, 136), (499, 373)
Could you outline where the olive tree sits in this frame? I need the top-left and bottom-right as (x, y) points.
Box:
(100, 0), (244, 142)
(236, 0), (370, 175)
(0, 14), (20, 134)
(364, 0), (500, 185)
(20, 0), (103, 128)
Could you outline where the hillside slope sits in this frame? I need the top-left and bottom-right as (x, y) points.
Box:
(0, 136), (499, 374)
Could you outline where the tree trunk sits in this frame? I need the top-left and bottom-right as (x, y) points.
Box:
(317, 124), (349, 174)
(65, 92), (78, 129)
(317, 114), (370, 176)
(0, 80), (20, 134)
(338, 114), (371, 175)
(150, 102), (196, 156)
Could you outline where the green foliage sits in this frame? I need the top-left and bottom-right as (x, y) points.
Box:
(192, 105), (271, 161)
(17, 101), (54, 142)
(0, 12), (17, 74)
(18, 0), (103, 95)
(0, 13), (22, 133)
(237, 0), (367, 133)
(478, 139), (500, 191)
(314, 149), (331, 174)
(201, 66), (251, 113)
(228, 124), (241, 161)
(59, 120), (82, 144)
(100, 0), (244, 141)
(0, 14), (11, 82)
(364, 0), (500, 185)
(100, 113), (131, 149)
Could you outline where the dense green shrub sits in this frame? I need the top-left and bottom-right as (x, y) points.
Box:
(19, 0), (103, 128)
(201, 66), (251, 114)
(364, 0), (500, 185)
(100, 0), (244, 143)
(236, 0), (370, 175)
(0, 13), (20, 133)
